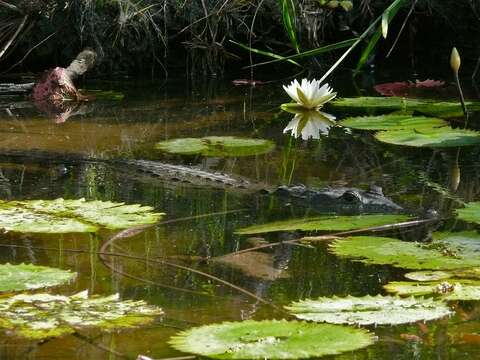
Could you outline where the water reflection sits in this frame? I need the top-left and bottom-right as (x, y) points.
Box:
(283, 110), (336, 140)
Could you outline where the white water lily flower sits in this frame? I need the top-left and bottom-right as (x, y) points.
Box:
(283, 110), (336, 140)
(282, 78), (337, 110)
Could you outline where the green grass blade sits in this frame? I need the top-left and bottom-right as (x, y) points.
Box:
(229, 40), (301, 67)
(355, 0), (406, 71)
(245, 38), (357, 69)
(279, 0), (300, 53)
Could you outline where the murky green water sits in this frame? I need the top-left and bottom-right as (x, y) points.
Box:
(1, 73), (480, 359)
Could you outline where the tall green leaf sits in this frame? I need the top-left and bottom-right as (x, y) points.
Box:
(279, 0), (300, 53)
(229, 40), (301, 67)
(356, 0), (405, 71)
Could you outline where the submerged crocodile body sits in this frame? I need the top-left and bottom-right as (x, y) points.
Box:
(0, 151), (403, 213)
(121, 160), (402, 213)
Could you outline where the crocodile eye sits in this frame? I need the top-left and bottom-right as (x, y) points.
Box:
(341, 190), (362, 203)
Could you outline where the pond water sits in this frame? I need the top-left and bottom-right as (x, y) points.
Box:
(0, 71), (480, 359)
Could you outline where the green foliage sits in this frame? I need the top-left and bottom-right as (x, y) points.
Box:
(156, 136), (275, 157)
(0, 263), (76, 293)
(0, 291), (163, 339)
(235, 214), (411, 234)
(286, 295), (452, 325)
(340, 114), (447, 130)
(0, 198), (163, 233)
(384, 280), (480, 300)
(375, 128), (480, 148)
(169, 320), (374, 359)
(329, 234), (480, 270)
(455, 202), (480, 225)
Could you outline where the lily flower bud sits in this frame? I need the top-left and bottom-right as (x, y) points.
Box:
(450, 47), (461, 74)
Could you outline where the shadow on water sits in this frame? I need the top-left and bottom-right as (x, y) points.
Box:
(0, 74), (480, 359)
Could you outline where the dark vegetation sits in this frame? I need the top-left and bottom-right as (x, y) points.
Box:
(0, 0), (479, 76)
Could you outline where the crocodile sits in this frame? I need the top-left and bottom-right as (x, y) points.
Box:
(0, 150), (403, 213)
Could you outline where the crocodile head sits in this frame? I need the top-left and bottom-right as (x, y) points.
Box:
(274, 185), (403, 213)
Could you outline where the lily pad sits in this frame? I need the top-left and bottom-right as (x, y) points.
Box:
(384, 280), (480, 300)
(286, 295), (452, 325)
(169, 320), (374, 359)
(331, 97), (425, 112)
(0, 263), (76, 293)
(340, 114), (447, 130)
(331, 97), (480, 118)
(375, 127), (480, 148)
(455, 202), (480, 225)
(329, 235), (480, 270)
(405, 268), (480, 282)
(235, 214), (411, 235)
(0, 290), (163, 339)
(0, 198), (163, 233)
(155, 136), (275, 157)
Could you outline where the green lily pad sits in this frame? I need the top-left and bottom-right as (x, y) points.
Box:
(404, 270), (454, 281)
(384, 280), (480, 300)
(331, 97), (426, 112)
(286, 295), (452, 325)
(329, 235), (480, 270)
(0, 263), (76, 293)
(331, 97), (480, 118)
(0, 198), (163, 233)
(155, 136), (275, 157)
(169, 320), (374, 359)
(0, 290), (163, 339)
(405, 268), (480, 281)
(340, 114), (447, 130)
(375, 127), (480, 148)
(456, 202), (480, 225)
(235, 214), (411, 235)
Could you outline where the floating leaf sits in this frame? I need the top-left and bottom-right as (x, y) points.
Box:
(0, 263), (76, 293)
(405, 268), (480, 282)
(331, 96), (424, 112)
(286, 295), (452, 325)
(236, 214), (411, 235)
(384, 280), (480, 300)
(329, 235), (480, 270)
(169, 320), (374, 359)
(455, 202), (480, 225)
(331, 97), (480, 118)
(0, 198), (163, 233)
(340, 114), (447, 131)
(375, 127), (480, 148)
(156, 136), (275, 157)
(405, 271), (454, 282)
(0, 290), (163, 339)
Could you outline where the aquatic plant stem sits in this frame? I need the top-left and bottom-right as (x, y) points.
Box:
(454, 71), (468, 117)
